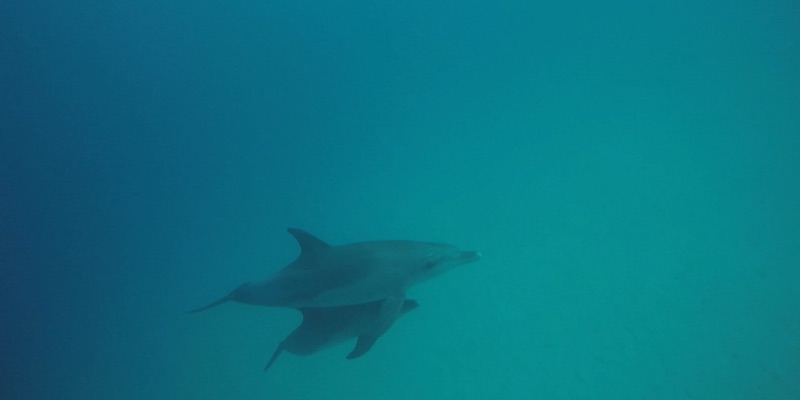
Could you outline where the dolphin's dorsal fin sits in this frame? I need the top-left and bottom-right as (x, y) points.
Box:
(287, 228), (330, 256)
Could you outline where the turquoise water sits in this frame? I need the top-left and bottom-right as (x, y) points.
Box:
(2, 1), (799, 399)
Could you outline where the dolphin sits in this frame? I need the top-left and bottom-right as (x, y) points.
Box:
(190, 228), (480, 344)
(264, 299), (419, 373)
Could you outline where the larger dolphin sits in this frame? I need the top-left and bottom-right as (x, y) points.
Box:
(190, 228), (480, 342)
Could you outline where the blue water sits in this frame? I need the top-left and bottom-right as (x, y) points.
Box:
(2, 1), (799, 399)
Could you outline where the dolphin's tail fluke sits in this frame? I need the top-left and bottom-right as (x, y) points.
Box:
(186, 296), (229, 314)
(187, 284), (249, 314)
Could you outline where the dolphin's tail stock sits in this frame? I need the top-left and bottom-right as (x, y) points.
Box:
(187, 284), (246, 314)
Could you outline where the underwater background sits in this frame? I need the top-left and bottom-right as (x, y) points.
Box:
(2, 0), (799, 399)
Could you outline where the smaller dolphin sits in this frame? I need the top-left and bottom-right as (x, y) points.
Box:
(264, 299), (420, 372)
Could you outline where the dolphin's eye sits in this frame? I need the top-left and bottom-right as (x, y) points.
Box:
(424, 261), (438, 270)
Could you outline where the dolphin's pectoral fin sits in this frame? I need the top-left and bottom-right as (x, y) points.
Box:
(347, 334), (379, 359)
(400, 299), (420, 314)
(346, 293), (405, 360)
(264, 344), (284, 373)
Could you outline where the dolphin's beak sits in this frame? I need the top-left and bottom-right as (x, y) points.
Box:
(460, 251), (482, 264)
